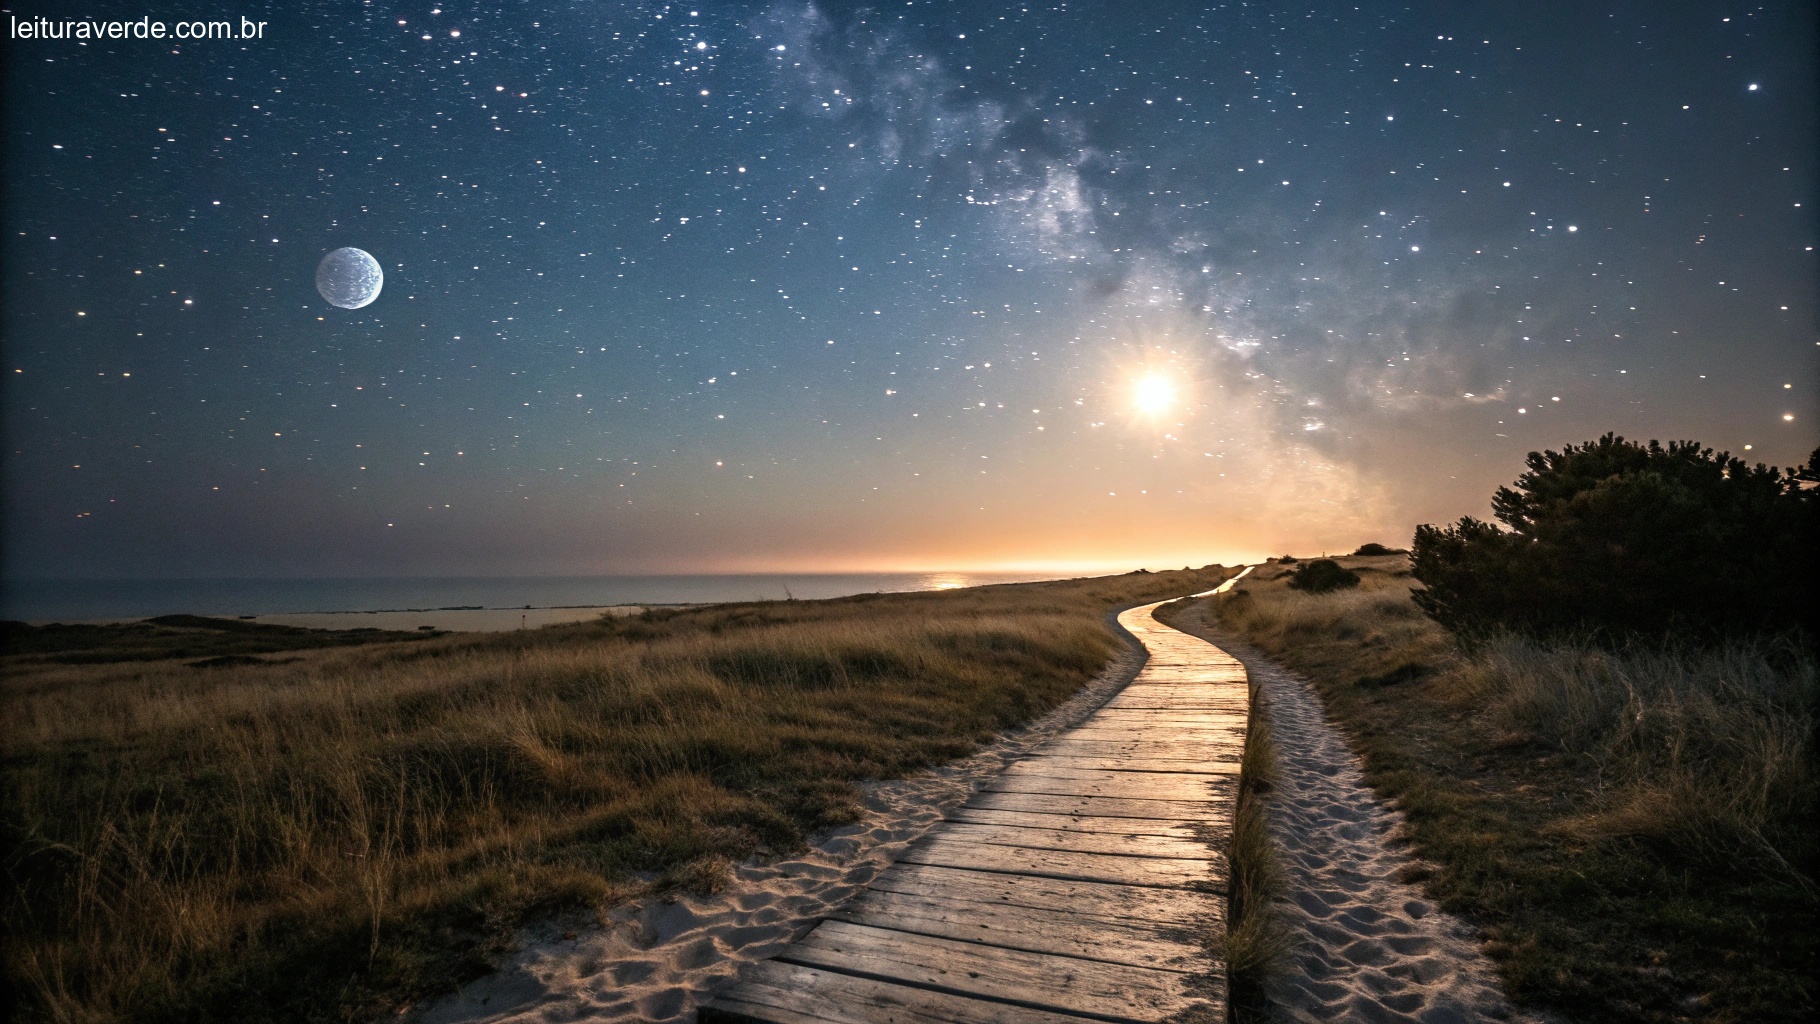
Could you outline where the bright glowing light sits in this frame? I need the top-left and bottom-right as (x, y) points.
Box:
(1133, 374), (1176, 416)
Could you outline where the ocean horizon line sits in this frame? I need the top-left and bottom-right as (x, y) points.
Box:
(2, 570), (1109, 623)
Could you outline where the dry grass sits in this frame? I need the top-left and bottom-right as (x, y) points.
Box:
(1220, 689), (1290, 1015)
(1207, 556), (1819, 1024)
(1, 568), (1232, 1024)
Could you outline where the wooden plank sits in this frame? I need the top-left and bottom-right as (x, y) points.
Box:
(1099, 697), (1247, 711)
(967, 790), (1221, 821)
(1034, 742), (1232, 763)
(933, 821), (1212, 860)
(1070, 712), (1244, 727)
(1014, 754), (1242, 776)
(1119, 672), (1245, 682)
(1085, 709), (1248, 723)
(901, 836), (1221, 888)
(833, 889), (1213, 972)
(1126, 668), (1245, 677)
(1060, 727), (1244, 745)
(702, 959), (1092, 1024)
(780, 921), (1218, 1023)
(1004, 760), (1235, 786)
(1125, 674), (1244, 683)
(947, 806), (1207, 837)
(1066, 718), (1245, 732)
(1051, 741), (1242, 761)
(1099, 698), (1244, 712)
(869, 863), (1222, 926)
(1102, 686), (1244, 698)
(985, 771), (1227, 802)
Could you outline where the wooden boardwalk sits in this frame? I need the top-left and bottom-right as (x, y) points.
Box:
(701, 589), (1250, 1024)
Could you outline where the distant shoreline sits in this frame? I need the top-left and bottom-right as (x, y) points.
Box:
(19, 604), (691, 633)
(3, 571), (1070, 623)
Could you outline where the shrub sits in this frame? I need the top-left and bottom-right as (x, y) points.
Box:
(1352, 542), (1402, 557)
(1411, 434), (1819, 639)
(1276, 554), (1299, 564)
(1285, 558), (1360, 593)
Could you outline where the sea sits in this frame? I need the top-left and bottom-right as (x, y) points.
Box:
(1, 573), (1071, 623)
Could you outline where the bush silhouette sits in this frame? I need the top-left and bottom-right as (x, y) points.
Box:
(1410, 434), (1820, 639)
(1286, 559), (1360, 593)
(1352, 542), (1402, 556)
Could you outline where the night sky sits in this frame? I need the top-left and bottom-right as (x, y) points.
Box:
(4, 1), (1814, 579)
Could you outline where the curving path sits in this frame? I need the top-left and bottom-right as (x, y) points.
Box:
(701, 586), (1252, 1024)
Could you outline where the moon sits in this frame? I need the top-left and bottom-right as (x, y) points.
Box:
(315, 247), (383, 309)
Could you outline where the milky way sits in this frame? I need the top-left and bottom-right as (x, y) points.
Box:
(3, 1), (1813, 577)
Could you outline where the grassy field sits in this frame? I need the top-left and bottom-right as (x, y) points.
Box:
(1, 567), (1232, 1024)
(1197, 555), (1818, 1024)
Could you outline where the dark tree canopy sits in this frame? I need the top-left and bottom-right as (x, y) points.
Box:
(1410, 434), (1819, 639)
(1287, 558), (1361, 593)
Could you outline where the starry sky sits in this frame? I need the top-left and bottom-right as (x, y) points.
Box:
(3, 1), (1814, 579)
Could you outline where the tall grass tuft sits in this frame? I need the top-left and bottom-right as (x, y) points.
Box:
(1223, 688), (1291, 1014)
(1460, 634), (1816, 888)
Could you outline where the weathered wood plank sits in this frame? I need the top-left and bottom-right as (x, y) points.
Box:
(1073, 721), (1242, 734)
(967, 790), (1221, 821)
(833, 889), (1213, 971)
(868, 863), (1223, 926)
(1038, 736), (1230, 752)
(1014, 754), (1242, 776)
(1034, 741), (1233, 762)
(1066, 717), (1245, 732)
(1062, 734), (1244, 749)
(780, 921), (1219, 1023)
(1109, 683), (1247, 696)
(901, 835), (1222, 888)
(1003, 760), (1234, 786)
(933, 821), (1212, 859)
(1098, 698), (1247, 712)
(1084, 709), (1248, 724)
(1092, 694), (1252, 709)
(702, 959), (1094, 1024)
(985, 770), (1227, 802)
(947, 806), (1208, 837)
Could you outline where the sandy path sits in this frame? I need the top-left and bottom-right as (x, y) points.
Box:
(1174, 605), (1544, 1024)
(411, 610), (1152, 1024)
